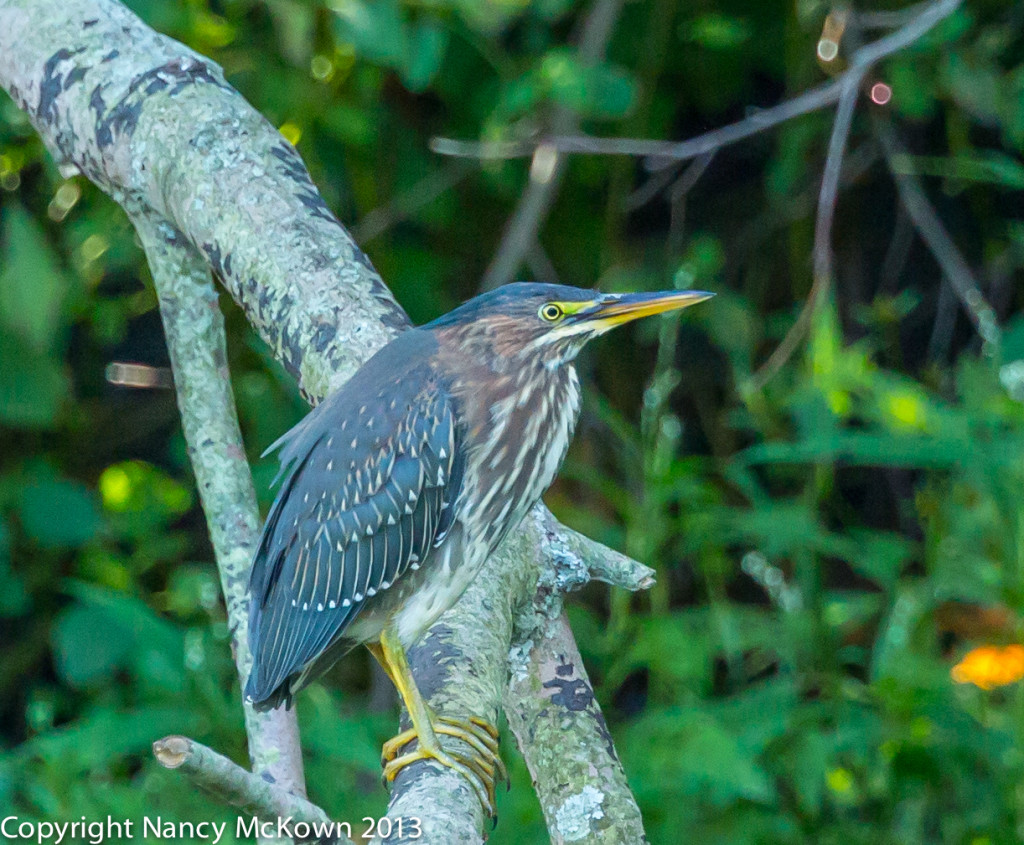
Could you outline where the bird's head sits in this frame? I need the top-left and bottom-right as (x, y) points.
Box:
(428, 282), (713, 366)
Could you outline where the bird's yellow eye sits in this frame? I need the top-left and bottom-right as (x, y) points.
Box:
(540, 303), (564, 322)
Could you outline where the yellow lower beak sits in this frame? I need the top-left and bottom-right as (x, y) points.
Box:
(579, 290), (714, 329)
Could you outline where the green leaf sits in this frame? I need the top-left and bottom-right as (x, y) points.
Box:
(0, 519), (28, 616)
(624, 707), (775, 805)
(21, 706), (200, 770)
(17, 476), (100, 548)
(889, 151), (1024, 189)
(0, 202), (71, 352)
(98, 460), (192, 538)
(539, 50), (635, 119)
(0, 319), (70, 433)
(332, 0), (407, 68)
(403, 23), (448, 92)
(680, 14), (751, 50)
(51, 603), (134, 687)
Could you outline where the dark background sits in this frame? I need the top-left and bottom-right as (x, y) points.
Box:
(1, 0), (1023, 842)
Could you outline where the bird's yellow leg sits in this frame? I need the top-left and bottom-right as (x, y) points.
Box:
(377, 626), (503, 816)
(366, 642), (395, 684)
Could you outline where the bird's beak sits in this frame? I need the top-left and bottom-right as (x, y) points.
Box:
(572, 290), (715, 330)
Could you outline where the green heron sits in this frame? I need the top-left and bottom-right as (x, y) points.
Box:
(245, 282), (711, 812)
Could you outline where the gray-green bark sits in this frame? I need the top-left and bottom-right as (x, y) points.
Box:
(131, 207), (329, 845)
(153, 736), (330, 828)
(0, 1), (652, 841)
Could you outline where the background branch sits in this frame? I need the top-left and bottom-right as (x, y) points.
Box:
(873, 115), (1001, 355)
(432, 0), (961, 173)
(479, 0), (623, 291)
(748, 70), (862, 391)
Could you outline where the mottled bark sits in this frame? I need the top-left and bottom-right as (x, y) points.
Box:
(153, 736), (330, 828)
(131, 206), (320, 844)
(0, 1), (652, 841)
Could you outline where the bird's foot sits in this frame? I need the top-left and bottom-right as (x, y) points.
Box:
(381, 715), (506, 819)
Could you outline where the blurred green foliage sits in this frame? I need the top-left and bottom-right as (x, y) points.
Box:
(1, 0), (1023, 842)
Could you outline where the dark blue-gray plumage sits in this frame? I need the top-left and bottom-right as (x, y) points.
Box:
(245, 282), (712, 814)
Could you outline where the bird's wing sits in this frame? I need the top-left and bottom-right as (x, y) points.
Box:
(245, 364), (464, 706)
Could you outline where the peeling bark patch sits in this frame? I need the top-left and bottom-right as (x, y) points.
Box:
(102, 50), (120, 63)
(555, 786), (605, 842)
(96, 97), (142, 148)
(83, 18), (99, 28)
(89, 85), (106, 115)
(39, 48), (86, 124)
(543, 676), (593, 712)
(378, 302), (412, 331)
(351, 245), (375, 272)
(269, 143), (343, 229)
(270, 142), (307, 182)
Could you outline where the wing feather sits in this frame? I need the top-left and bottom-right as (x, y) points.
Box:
(245, 360), (464, 709)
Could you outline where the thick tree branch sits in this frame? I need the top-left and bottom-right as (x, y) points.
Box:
(0, 1), (651, 841)
(504, 510), (650, 843)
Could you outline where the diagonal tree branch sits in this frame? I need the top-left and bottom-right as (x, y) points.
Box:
(152, 736), (331, 827)
(0, 1), (652, 841)
(129, 204), (327, 844)
(873, 114), (1001, 355)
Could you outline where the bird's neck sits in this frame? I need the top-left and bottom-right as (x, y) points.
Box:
(441, 349), (581, 550)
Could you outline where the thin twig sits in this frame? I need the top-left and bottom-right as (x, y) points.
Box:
(625, 162), (681, 210)
(927, 275), (958, 361)
(526, 241), (561, 283)
(431, 80), (845, 163)
(153, 736), (333, 828)
(479, 0), (623, 290)
(854, 1), (935, 30)
(353, 160), (475, 243)
(874, 114), (1001, 355)
(542, 508), (657, 592)
(432, 0), (962, 172)
(879, 204), (915, 292)
(668, 151), (716, 251)
(747, 72), (863, 391)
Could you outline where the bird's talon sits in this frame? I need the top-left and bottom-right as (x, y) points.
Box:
(381, 727), (417, 765)
(380, 718), (502, 819)
(469, 715), (500, 740)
